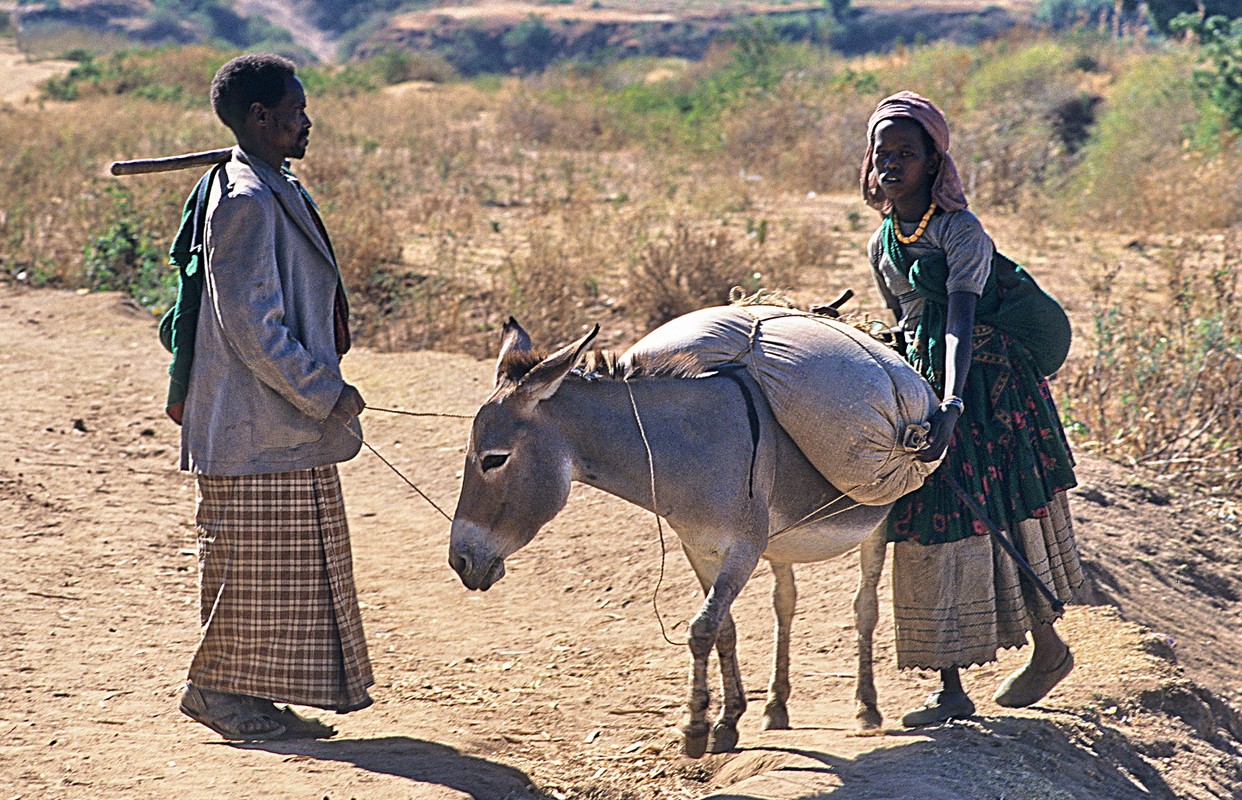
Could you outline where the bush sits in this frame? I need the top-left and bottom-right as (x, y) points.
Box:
(1066, 49), (1232, 229)
(627, 222), (769, 328)
(907, 40), (1093, 209)
(502, 15), (558, 73)
(139, 0), (294, 49)
(41, 45), (230, 104)
(1034, 0), (1141, 30)
(83, 188), (175, 312)
(1172, 13), (1242, 134)
(1065, 238), (1242, 492)
(365, 50), (456, 84)
(1147, 0), (1242, 34)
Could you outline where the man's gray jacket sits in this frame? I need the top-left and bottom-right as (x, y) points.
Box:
(181, 146), (361, 475)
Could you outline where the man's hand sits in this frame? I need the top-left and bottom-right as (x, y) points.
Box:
(917, 399), (962, 463)
(329, 384), (365, 425)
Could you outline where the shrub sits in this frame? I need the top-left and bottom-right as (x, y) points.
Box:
(1034, 0), (1142, 30)
(439, 23), (507, 76)
(1065, 238), (1242, 492)
(1065, 48), (1238, 229)
(1147, 0), (1242, 34)
(1172, 13), (1242, 134)
(83, 187), (175, 312)
(502, 15), (558, 73)
(627, 222), (766, 328)
(40, 45), (230, 103)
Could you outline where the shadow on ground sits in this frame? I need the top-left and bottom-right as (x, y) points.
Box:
(703, 713), (1178, 800)
(242, 735), (536, 798)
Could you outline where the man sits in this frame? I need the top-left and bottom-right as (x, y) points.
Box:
(176, 54), (372, 740)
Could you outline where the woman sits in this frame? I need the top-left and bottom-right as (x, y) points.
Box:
(861, 91), (1083, 727)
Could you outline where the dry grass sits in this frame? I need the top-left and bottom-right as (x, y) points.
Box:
(3, 34), (1242, 490)
(1065, 235), (1242, 492)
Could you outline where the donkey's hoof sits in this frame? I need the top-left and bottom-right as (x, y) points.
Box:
(762, 702), (790, 731)
(708, 722), (739, 753)
(683, 732), (709, 759)
(682, 721), (710, 758)
(855, 706), (883, 733)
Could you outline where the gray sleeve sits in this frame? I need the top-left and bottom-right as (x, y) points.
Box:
(940, 211), (994, 296)
(868, 230), (901, 319)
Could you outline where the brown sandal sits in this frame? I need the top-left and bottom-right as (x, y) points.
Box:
(249, 699), (338, 740)
(993, 646), (1074, 708)
(179, 684), (286, 741)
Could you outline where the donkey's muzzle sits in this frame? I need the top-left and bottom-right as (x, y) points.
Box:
(448, 527), (507, 591)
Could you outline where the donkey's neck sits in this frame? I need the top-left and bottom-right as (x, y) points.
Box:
(544, 374), (740, 516)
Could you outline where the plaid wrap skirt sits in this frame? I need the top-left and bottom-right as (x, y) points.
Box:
(189, 465), (374, 711)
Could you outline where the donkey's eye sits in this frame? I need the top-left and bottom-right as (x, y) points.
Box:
(481, 453), (509, 472)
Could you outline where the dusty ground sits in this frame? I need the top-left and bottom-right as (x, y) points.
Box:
(1, 283), (1240, 799)
(0, 36), (73, 106)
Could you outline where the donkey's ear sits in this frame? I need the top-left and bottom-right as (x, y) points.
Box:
(496, 317), (533, 383)
(515, 324), (599, 402)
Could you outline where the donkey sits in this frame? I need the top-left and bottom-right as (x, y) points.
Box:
(448, 319), (893, 757)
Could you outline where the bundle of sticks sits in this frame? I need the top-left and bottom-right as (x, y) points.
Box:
(109, 148), (232, 176)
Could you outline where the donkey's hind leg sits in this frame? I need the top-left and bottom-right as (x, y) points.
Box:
(854, 525), (887, 732)
(762, 561), (796, 730)
(708, 611), (746, 753)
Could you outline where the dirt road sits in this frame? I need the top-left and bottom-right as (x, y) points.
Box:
(1, 284), (1238, 799)
(0, 37), (72, 106)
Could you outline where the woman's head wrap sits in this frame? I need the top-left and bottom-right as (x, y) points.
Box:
(860, 91), (968, 215)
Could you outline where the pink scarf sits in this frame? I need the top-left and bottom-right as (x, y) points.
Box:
(860, 91), (968, 215)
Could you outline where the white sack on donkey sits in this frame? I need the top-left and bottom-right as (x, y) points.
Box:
(620, 304), (943, 505)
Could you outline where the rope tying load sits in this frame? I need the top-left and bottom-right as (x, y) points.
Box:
(620, 305), (943, 506)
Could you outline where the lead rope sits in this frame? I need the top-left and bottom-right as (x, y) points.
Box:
(366, 405), (474, 420)
(767, 491), (865, 541)
(335, 403), (477, 522)
(625, 380), (686, 647)
(340, 422), (453, 521)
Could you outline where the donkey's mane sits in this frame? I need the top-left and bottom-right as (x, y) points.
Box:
(497, 347), (707, 383)
(582, 349), (706, 381)
(496, 349), (546, 383)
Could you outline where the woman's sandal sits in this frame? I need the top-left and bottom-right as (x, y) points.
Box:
(179, 684), (286, 741)
(901, 690), (976, 728)
(993, 645), (1074, 708)
(250, 699), (338, 740)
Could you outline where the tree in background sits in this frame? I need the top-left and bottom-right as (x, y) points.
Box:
(502, 15), (558, 73)
(1173, 13), (1242, 133)
(1148, 0), (1242, 33)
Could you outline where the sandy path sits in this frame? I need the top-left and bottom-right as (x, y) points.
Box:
(234, 0), (339, 63)
(1, 284), (1237, 799)
(0, 36), (73, 106)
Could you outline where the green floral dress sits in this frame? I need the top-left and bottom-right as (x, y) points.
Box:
(877, 214), (1077, 547)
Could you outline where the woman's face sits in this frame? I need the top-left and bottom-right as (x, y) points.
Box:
(872, 118), (939, 206)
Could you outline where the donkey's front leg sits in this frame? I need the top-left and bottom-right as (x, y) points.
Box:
(681, 540), (762, 758)
(854, 526), (887, 732)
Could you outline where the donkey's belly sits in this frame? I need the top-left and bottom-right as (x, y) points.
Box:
(762, 506), (889, 564)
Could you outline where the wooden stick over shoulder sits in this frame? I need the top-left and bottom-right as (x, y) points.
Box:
(110, 147), (232, 176)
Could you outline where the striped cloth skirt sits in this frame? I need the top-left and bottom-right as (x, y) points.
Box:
(891, 490), (1083, 671)
(189, 465), (374, 711)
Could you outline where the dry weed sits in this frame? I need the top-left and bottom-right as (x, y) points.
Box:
(1065, 236), (1242, 492)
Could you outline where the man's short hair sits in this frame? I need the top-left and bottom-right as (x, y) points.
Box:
(210, 54), (298, 133)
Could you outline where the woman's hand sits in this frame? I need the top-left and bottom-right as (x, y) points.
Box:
(918, 397), (963, 462)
